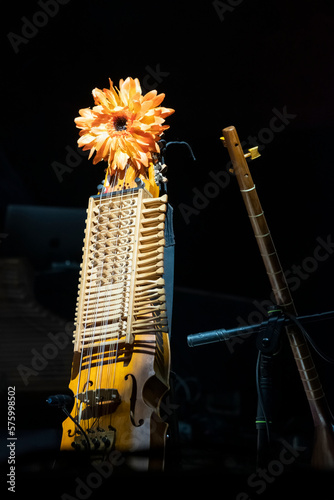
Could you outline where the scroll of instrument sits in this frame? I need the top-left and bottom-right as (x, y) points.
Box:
(221, 126), (334, 470)
(60, 77), (174, 471)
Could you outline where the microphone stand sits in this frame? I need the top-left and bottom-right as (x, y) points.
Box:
(187, 309), (334, 348)
(187, 308), (334, 468)
(254, 309), (284, 467)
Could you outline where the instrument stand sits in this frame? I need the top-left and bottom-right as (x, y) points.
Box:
(187, 307), (334, 468)
(255, 308), (285, 468)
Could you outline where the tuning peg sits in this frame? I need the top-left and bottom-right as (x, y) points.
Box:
(154, 162), (168, 185)
(97, 182), (107, 193)
(220, 136), (227, 147)
(135, 177), (145, 188)
(244, 146), (261, 160)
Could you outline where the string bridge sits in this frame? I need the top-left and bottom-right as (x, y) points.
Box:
(76, 388), (121, 408)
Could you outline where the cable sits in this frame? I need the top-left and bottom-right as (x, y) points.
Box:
(165, 140), (196, 161)
(284, 312), (334, 364)
(62, 407), (91, 452)
(256, 352), (271, 443)
(46, 394), (91, 451)
(255, 310), (334, 449)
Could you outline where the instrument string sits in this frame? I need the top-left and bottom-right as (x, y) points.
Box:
(93, 176), (112, 425)
(74, 164), (143, 440)
(98, 168), (128, 424)
(96, 169), (120, 426)
(74, 179), (104, 437)
(87, 180), (107, 434)
(108, 165), (134, 408)
(90, 166), (133, 428)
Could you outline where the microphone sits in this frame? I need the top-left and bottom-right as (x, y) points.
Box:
(46, 394), (74, 409)
(187, 324), (261, 347)
(187, 310), (334, 347)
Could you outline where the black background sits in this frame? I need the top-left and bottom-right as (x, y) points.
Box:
(1, 0), (334, 307)
(1, 0), (334, 497)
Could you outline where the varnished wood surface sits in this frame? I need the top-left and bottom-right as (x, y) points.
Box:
(61, 188), (170, 470)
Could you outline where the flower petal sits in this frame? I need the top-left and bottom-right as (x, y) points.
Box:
(114, 149), (130, 170)
(74, 77), (174, 178)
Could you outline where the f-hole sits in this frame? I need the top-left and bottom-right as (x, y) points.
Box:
(125, 374), (144, 427)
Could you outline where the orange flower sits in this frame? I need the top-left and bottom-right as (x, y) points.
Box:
(74, 77), (174, 178)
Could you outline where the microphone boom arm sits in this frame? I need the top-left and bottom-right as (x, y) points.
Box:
(187, 310), (334, 347)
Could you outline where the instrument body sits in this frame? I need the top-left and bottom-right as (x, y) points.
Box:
(60, 77), (174, 470)
(60, 173), (171, 470)
(222, 126), (334, 469)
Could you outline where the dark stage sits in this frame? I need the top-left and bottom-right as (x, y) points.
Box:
(1, 0), (334, 498)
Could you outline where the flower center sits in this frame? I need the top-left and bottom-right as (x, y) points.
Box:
(113, 116), (128, 131)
